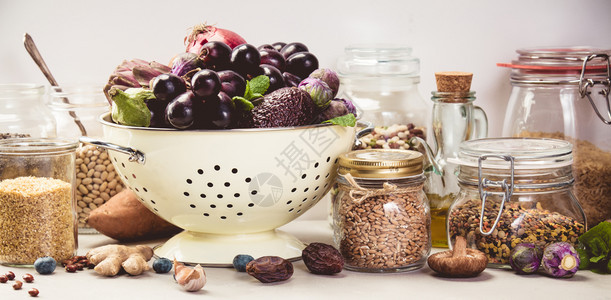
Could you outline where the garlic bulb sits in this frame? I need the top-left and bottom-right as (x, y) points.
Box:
(174, 259), (206, 292)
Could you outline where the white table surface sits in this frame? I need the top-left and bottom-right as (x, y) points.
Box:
(0, 220), (609, 300)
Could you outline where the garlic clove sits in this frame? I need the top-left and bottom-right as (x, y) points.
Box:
(173, 260), (206, 292)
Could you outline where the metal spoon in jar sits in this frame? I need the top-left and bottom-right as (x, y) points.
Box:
(23, 33), (87, 136)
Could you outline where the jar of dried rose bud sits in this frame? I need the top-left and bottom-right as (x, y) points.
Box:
(333, 149), (430, 272)
(447, 138), (586, 268)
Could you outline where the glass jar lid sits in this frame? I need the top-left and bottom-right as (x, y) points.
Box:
(497, 47), (611, 83)
(452, 137), (573, 170)
(0, 138), (78, 156)
(338, 149), (423, 178)
(337, 44), (421, 78)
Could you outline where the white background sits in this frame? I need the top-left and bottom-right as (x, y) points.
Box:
(1, 0), (610, 137)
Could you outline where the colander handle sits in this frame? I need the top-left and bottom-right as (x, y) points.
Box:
(354, 121), (374, 148)
(79, 136), (145, 164)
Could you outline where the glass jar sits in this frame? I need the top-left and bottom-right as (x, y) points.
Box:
(501, 47), (611, 227)
(337, 44), (429, 150)
(333, 149), (430, 272)
(447, 138), (586, 268)
(0, 84), (56, 139)
(48, 85), (121, 233)
(0, 138), (78, 266)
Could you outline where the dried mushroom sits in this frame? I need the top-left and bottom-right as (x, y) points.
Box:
(427, 236), (487, 277)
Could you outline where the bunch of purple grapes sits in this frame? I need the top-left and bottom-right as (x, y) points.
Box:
(147, 41), (318, 129)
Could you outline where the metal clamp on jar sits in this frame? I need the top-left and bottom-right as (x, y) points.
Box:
(447, 138), (586, 268)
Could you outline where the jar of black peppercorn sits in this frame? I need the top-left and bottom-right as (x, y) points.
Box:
(447, 138), (586, 268)
(333, 149), (430, 272)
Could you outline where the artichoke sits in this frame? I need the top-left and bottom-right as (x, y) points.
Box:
(541, 242), (580, 278)
(509, 243), (542, 275)
(103, 59), (170, 104)
(308, 68), (340, 98)
(298, 77), (333, 109)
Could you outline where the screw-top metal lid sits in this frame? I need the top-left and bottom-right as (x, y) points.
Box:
(338, 149), (423, 178)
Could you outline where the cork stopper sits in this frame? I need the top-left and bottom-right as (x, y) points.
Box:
(435, 72), (473, 92)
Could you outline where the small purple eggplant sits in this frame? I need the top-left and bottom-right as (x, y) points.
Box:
(509, 243), (541, 275)
(541, 242), (580, 278)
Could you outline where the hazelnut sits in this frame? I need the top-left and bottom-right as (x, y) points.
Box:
(13, 280), (23, 290)
(6, 271), (15, 280)
(22, 273), (34, 283)
(29, 288), (39, 297)
(0, 275), (8, 283)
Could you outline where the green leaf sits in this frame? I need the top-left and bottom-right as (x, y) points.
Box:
(109, 88), (152, 127)
(243, 75), (270, 101)
(322, 113), (356, 127)
(577, 221), (611, 273)
(232, 96), (254, 111)
(248, 75), (270, 96)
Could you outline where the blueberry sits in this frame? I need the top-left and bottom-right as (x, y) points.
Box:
(153, 258), (173, 274)
(34, 256), (57, 275)
(232, 254), (254, 272)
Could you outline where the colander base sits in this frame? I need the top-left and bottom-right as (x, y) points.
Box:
(153, 229), (305, 267)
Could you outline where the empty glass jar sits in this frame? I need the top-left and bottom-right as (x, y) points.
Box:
(0, 84), (56, 139)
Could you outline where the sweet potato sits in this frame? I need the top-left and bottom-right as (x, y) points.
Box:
(86, 189), (181, 241)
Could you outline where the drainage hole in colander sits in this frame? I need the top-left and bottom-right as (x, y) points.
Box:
(210, 204), (216, 208)
(124, 175), (128, 180)
(313, 195), (318, 200)
(315, 175), (320, 180)
(289, 208), (294, 212)
(200, 194), (206, 198)
(325, 173), (330, 178)
(301, 174), (307, 179)
(291, 188), (297, 193)
(207, 182), (214, 187)
(304, 187), (309, 192)
(151, 200), (156, 204)
(315, 186), (319, 191)
(204, 213), (209, 216)
(237, 212), (243, 216)
(248, 203), (255, 207)
(132, 174), (137, 179)
(135, 187), (139, 192)
(121, 162), (126, 168)
(183, 192), (190, 196)
(214, 165), (221, 171)
(234, 193), (240, 197)
(324, 183), (329, 188)
(232, 168), (238, 174)
(245, 177), (252, 183)
(186, 179), (192, 184)
(335, 158), (339, 164)
(198, 169), (204, 174)
(302, 198), (307, 202)
(326, 156), (330, 162)
(251, 190), (258, 195)
(143, 187), (148, 192)
(297, 209), (302, 213)
(153, 208), (158, 212)
(227, 204), (233, 208)
(220, 216), (227, 219)
(217, 194), (223, 199)
(286, 200), (292, 205)
(224, 182), (230, 187)
(190, 204), (196, 208)
(314, 162), (319, 168)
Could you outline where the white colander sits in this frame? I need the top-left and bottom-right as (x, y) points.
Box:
(81, 113), (367, 266)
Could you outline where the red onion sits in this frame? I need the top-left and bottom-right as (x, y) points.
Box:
(185, 23), (246, 54)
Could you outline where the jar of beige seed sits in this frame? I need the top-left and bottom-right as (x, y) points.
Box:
(0, 138), (78, 266)
(333, 149), (430, 272)
(48, 85), (123, 233)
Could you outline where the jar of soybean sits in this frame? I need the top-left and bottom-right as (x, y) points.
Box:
(48, 85), (123, 233)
